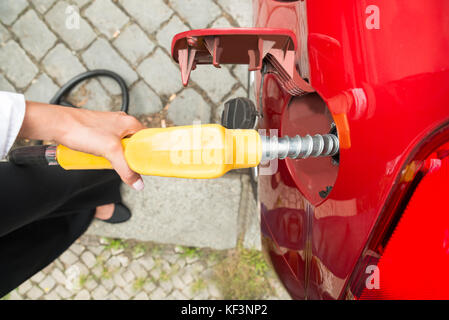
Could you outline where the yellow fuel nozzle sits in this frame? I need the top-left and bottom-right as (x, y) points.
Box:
(10, 124), (339, 179)
(57, 124), (263, 179)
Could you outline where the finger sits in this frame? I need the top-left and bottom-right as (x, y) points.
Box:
(107, 142), (144, 191)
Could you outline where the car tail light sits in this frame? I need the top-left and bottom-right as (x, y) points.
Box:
(345, 125), (449, 299)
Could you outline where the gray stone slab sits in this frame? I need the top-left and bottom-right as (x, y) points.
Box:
(45, 1), (96, 51)
(82, 38), (138, 87)
(0, 0), (28, 25)
(0, 23), (11, 44)
(67, 79), (114, 112)
(128, 80), (162, 115)
(0, 74), (15, 92)
(87, 174), (242, 250)
(12, 9), (57, 60)
(33, 0), (57, 14)
(169, 0), (220, 29)
(72, 0), (90, 8)
(167, 88), (211, 125)
(0, 41), (38, 88)
(191, 64), (237, 103)
(211, 16), (233, 28)
(137, 48), (183, 96)
(240, 175), (262, 250)
(156, 15), (189, 54)
(232, 65), (249, 89)
(220, 0), (253, 27)
(113, 24), (155, 66)
(119, 0), (173, 34)
(43, 43), (86, 85)
(84, 0), (129, 38)
(24, 73), (59, 103)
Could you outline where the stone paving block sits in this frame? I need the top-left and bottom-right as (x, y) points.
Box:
(191, 65), (238, 103)
(169, 290), (187, 300)
(149, 287), (166, 300)
(128, 80), (162, 116)
(43, 43), (86, 85)
(0, 0), (28, 25)
(9, 290), (23, 300)
(139, 256), (155, 271)
(92, 285), (109, 300)
(39, 275), (56, 293)
(18, 281), (32, 295)
(143, 281), (156, 292)
(89, 245), (104, 256)
(73, 0), (90, 8)
(0, 41), (38, 88)
(87, 174), (241, 250)
(0, 23), (11, 44)
(67, 79), (114, 112)
(169, 0), (220, 29)
(24, 73), (59, 103)
(31, 271), (45, 283)
(0, 74), (15, 92)
(117, 255), (129, 267)
(220, 0), (253, 27)
(137, 48), (183, 96)
(81, 251), (96, 268)
(211, 16), (233, 28)
(167, 88), (211, 125)
(112, 287), (128, 299)
(122, 269), (136, 283)
(27, 286), (44, 299)
(119, 0), (173, 34)
(156, 15), (189, 53)
(51, 268), (67, 285)
(82, 38), (138, 87)
(113, 273), (127, 287)
(129, 261), (147, 278)
(85, 0), (129, 38)
(134, 291), (149, 300)
(55, 285), (72, 299)
(84, 279), (98, 291)
(33, 0), (57, 14)
(113, 24), (155, 66)
(59, 250), (78, 266)
(45, 1), (96, 51)
(43, 290), (60, 300)
(101, 278), (115, 291)
(12, 9), (57, 60)
(70, 243), (85, 255)
(159, 280), (173, 293)
(74, 289), (91, 300)
(232, 65), (249, 88)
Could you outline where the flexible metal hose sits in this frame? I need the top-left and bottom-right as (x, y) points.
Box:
(261, 134), (339, 161)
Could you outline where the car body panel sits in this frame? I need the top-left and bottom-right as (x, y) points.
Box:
(253, 0), (449, 299)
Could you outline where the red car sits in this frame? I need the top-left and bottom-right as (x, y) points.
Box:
(172, 0), (449, 299)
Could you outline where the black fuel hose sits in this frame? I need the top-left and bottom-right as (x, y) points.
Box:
(9, 69), (129, 164)
(49, 69), (129, 113)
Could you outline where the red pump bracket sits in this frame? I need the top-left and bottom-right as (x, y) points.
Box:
(171, 28), (314, 96)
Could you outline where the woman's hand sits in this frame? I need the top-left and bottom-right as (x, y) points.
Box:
(19, 101), (146, 190)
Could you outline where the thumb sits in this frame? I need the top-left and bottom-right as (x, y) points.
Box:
(107, 145), (144, 191)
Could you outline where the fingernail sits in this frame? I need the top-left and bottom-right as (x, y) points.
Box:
(132, 178), (144, 191)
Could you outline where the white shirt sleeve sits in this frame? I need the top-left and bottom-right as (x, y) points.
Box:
(0, 91), (26, 159)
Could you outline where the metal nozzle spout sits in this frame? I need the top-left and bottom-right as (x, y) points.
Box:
(261, 134), (339, 161)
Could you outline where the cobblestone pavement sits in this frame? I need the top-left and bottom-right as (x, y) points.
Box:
(4, 235), (290, 300)
(0, 0), (292, 300)
(0, 0), (251, 123)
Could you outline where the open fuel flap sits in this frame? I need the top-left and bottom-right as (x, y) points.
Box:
(171, 28), (315, 96)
